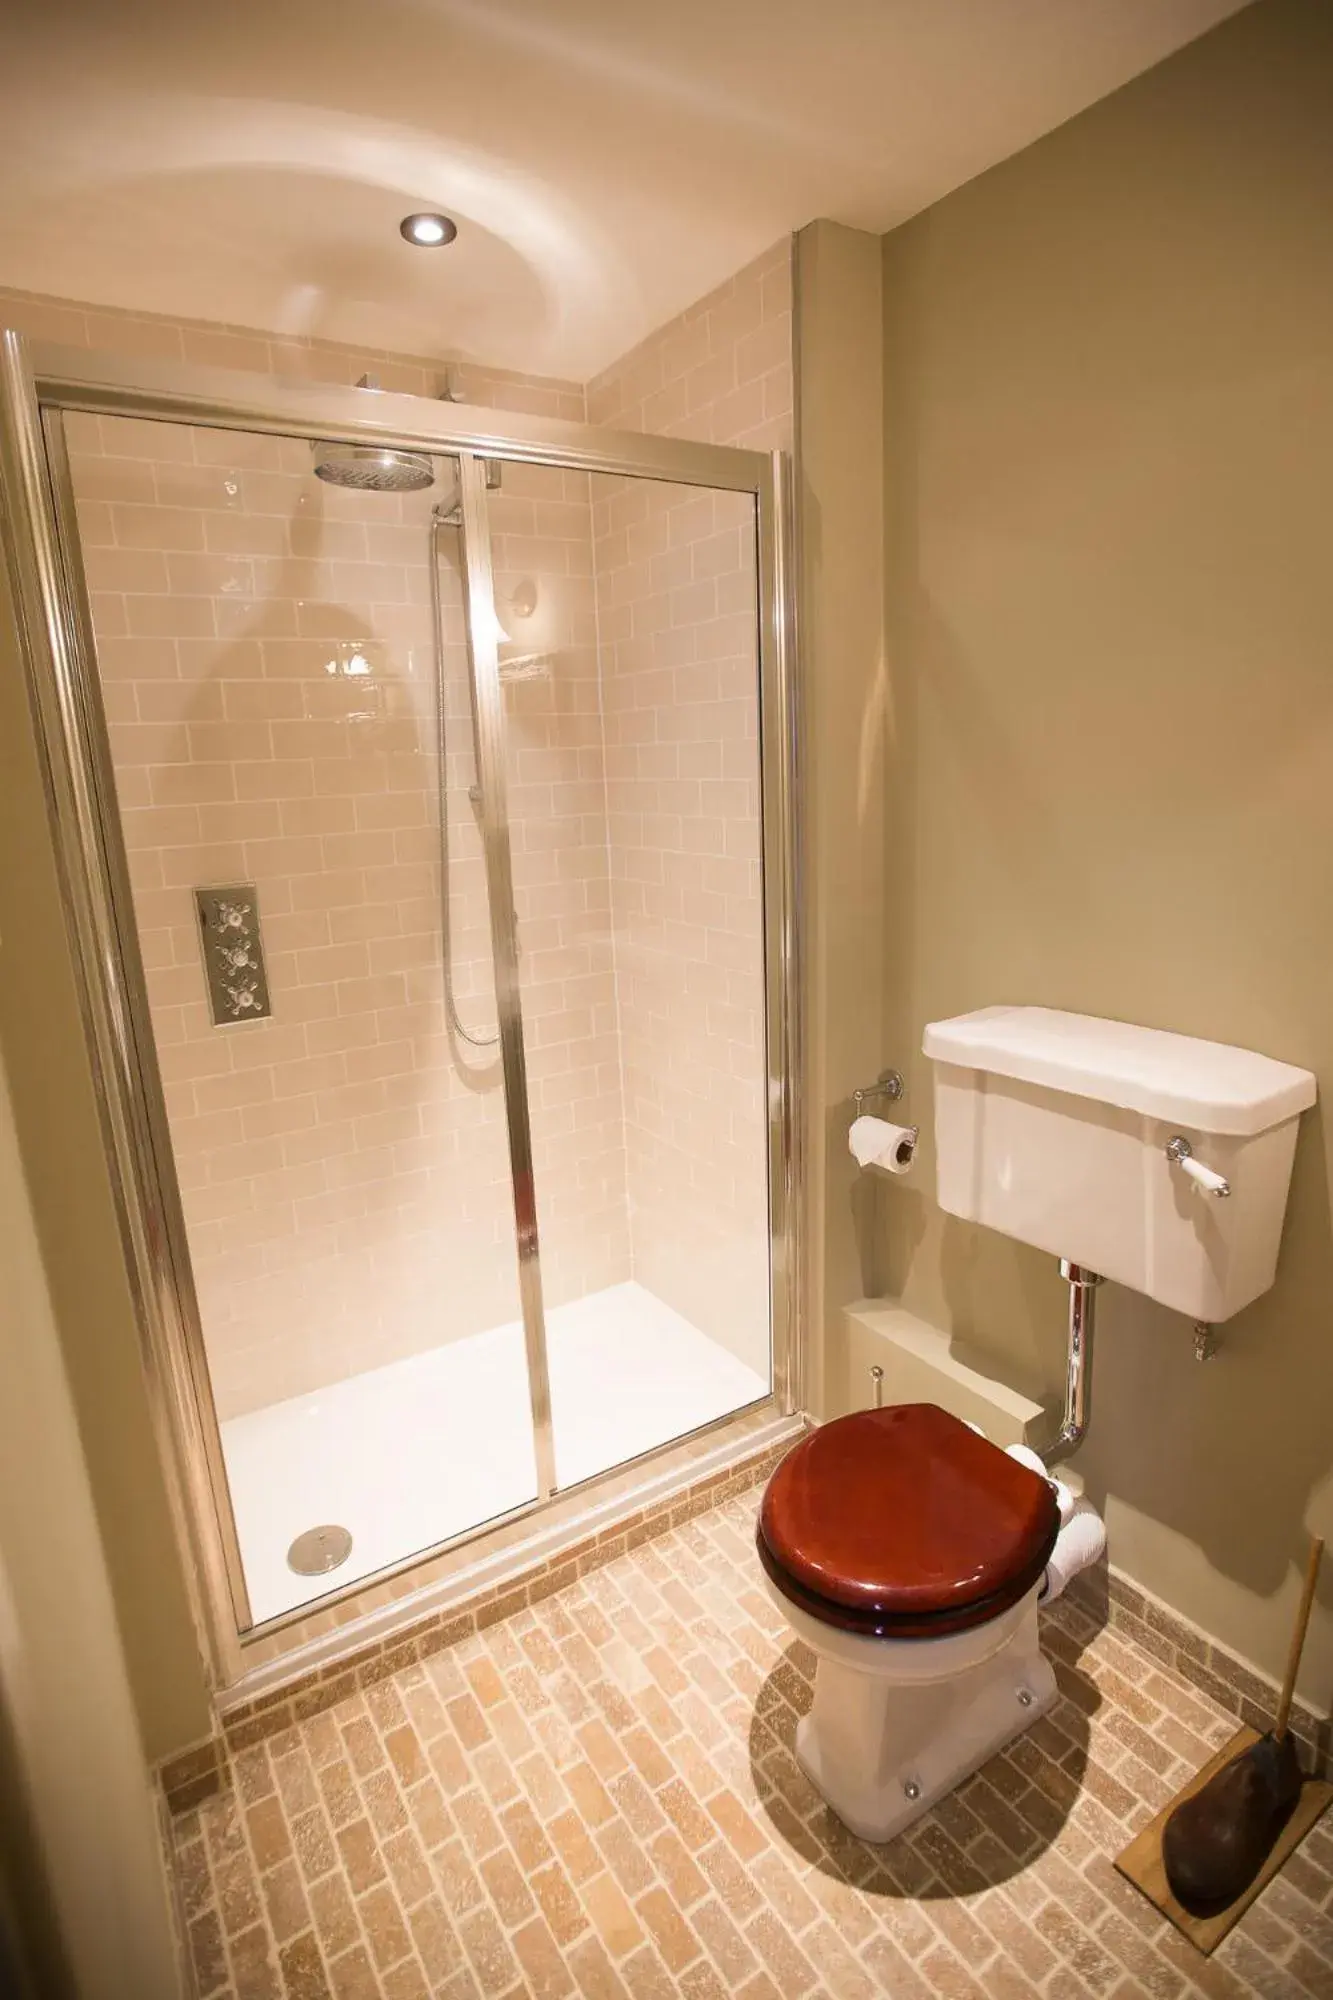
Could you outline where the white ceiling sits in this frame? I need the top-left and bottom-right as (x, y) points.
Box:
(0, 0), (1247, 382)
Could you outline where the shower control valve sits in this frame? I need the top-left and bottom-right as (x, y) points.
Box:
(195, 885), (272, 1025)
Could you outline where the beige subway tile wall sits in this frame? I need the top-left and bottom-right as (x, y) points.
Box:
(586, 240), (792, 449)
(589, 475), (769, 1373)
(585, 242), (792, 1374)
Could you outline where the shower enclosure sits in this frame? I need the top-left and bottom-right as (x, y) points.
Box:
(0, 329), (799, 1689)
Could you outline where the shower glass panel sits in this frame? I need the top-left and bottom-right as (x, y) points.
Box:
(482, 460), (772, 1488)
(63, 414), (540, 1624)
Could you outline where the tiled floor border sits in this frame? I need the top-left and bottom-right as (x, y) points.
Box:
(160, 1438), (795, 1815)
(1068, 1562), (1330, 1776)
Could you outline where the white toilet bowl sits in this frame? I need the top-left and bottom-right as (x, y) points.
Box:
(761, 1568), (1056, 1842)
(757, 1402), (1062, 1842)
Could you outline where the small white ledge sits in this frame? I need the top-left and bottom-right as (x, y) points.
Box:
(840, 1299), (1045, 1447)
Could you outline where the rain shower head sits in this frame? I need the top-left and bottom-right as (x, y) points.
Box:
(313, 442), (435, 493)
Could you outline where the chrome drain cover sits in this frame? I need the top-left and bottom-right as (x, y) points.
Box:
(287, 1525), (353, 1576)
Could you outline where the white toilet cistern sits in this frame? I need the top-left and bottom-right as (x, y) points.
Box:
(922, 1005), (1318, 1463)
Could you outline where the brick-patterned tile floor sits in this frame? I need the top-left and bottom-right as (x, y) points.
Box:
(170, 1488), (1333, 1998)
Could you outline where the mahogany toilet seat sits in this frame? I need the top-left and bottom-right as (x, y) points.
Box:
(757, 1403), (1060, 1640)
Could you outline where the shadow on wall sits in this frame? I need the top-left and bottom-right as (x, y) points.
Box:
(1076, 1116), (1333, 1606)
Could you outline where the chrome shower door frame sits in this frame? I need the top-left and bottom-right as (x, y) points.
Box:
(0, 331), (803, 1692)
(455, 452), (557, 1500)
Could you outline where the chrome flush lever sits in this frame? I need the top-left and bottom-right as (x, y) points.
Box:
(1166, 1135), (1231, 1199)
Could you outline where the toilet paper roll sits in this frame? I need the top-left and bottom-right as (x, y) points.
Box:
(849, 1115), (918, 1175)
(1040, 1498), (1107, 1604)
(1005, 1443), (1076, 1526)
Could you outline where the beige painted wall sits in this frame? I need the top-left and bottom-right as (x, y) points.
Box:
(791, 220), (889, 1418)
(0, 483), (212, 1764)
(871, 0), (1333, 1707)
(0, 1046), (183, 1998)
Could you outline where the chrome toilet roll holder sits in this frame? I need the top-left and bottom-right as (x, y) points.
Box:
(850, 1069), (919, 1163)
(853, 1069), (905, 1111)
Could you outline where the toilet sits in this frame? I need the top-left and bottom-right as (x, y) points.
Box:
(757, 1402), (1061, 1842)
(761, 1006), (1317, 1842)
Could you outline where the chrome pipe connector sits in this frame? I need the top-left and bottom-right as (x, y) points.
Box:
(1194, 1322), (1220, 1362)
(1042, 1260), (1103, 1467)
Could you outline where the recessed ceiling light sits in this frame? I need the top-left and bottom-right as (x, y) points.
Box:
(400, 212), (457, 248)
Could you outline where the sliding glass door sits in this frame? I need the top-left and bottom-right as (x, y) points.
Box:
(480, 456), (771, 1493)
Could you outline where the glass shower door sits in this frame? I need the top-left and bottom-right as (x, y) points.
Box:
(59, 416), (547, 1625)
(476, 455), (773, 1491)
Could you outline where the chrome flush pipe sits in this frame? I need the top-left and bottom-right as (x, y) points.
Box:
(1042, 1260), (1103, 1467)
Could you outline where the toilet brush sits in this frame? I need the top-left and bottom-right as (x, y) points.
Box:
(1161, 1534), (1323, 1914)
